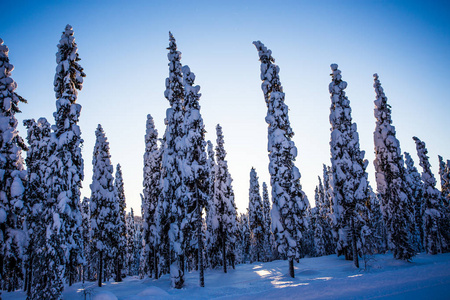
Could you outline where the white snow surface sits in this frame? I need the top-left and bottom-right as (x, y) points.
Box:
(3, 253), (450, 299)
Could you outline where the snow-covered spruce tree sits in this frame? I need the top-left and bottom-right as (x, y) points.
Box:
(248, 168), (264, 262)
(236, 213), (251, 263)
(318, 170), (335, 255)
(115, 164), (127, 282)
(253, 41), (309, 277)
(366, 186), (387, 254)
(322, 164), (337, 254)
(141, 114), (161, 279)
(413, 137), (447, 254)
(205, 140), (221, 268)
(328, 64), (368, 268)
(181, 65), (208, 287)
(23, 118), (51, 296)
(262, 182), (273, 261)
(90, 125), (119, 287)
(404, 152), (424, 252)
(214, 124), (238, 273)
(126, 209), (137, 276)
(0, 38), (27, 292)
(156, 32), (186, 288)
(314, 185), (326, 257)
(80, 197), (94, 282)
(133, 216), (143, 275)
(303, 205), (315, 257)
(438, 156), (450, 248)
(373, 73), (414, 261)
(438, 156), (450, 207)
(314, 176), (335, 257)
(48, 24), (86, 287)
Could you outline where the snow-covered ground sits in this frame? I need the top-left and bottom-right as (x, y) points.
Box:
(3, 253), (450, 299)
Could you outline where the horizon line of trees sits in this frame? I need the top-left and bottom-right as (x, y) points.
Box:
(0, 26), (449, 299)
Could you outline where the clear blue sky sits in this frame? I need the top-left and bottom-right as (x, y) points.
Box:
(2, 0), (450, 215)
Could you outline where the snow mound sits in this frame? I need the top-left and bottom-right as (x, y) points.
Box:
(93, 291), (118, 300)
(138, 286), (170, 296)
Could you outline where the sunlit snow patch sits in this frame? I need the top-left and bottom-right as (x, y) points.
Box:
(348, 274), (363, 278)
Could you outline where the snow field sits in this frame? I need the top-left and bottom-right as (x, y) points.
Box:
(3, 252), (450, 299)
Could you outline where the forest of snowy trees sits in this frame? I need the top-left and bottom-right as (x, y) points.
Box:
(0, 25), (449, 299)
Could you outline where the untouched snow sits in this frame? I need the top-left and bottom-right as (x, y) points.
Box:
(3, 253), (450, 299)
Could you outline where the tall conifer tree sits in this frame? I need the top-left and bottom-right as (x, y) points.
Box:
(414, 137), (447, 254)
(261, 182), (273, 261)
(48, 24), (86, 287)
(142, 114), (161, 278)
(90, 125), (118, 287)
(214, 124), (238, 273)
(373, 74), (414, 260)
(248, 168), (264, 262)
(404, 152), (424, 252)
(23, 118), (50, 297)
(115, 164), (127, 282)
(253, 41), (309, 277)
(157, 32), (186, 288)
(0, 38), (27, 292)
(181, 65), (208, 286)
(328, 64), (368, 268)
(205, 140), (220, 268)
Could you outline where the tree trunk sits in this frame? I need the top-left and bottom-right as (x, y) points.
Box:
(222, 235), (227, 273)
(26, 258), (32, 296)
(198, 204), (205, 287)
(154, 249), (159, 279)
(351, 219), (359, 268)
(69, 257), (73, 286)
(98, 251), (103, 287)
(148, 249), (153, 278)
(116, 257), (122, 282)
(289, 258), (295, 278)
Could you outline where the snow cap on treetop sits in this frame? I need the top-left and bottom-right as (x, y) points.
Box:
(253, 41), (274, 62)
(65, 24), (74, 35)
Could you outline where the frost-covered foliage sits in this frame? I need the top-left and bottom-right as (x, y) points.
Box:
(0, 38), (27, 292)
(313, 187), (326, 257)
(413, 137), (447, 254)
(248, 168), (264, 262)
(115, 164), (127, 281)
(328, 64), (368, 267)
(373, 74), (414, 261)
(214, 124), (238, 273)
(362, 186), (386, 256)
(126, 209), (140, 276)
(438, 156), (450, 207)
(253, 41), (309, 277)
(438, 156), (450, 247)
(90, 125), (119, 285)
(181, 65), (208, 286)
(313, 176), (334, 257)
(23, 118), (51, 297)
(205, 140), (220, 268)
(262, 182), (274, 261)
(157, 32), (186, 289)
(81, 197), (94, 282)
(141, 114), (161, 278)
(47, 24), (86, 287)
(404, 152), (424, 252)
(236, 213), (251, 264)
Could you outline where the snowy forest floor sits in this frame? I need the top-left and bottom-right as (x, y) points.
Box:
(3, 252), (450, 300)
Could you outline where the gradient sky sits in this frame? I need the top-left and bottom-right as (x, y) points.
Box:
(1, 0), (450, 215)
